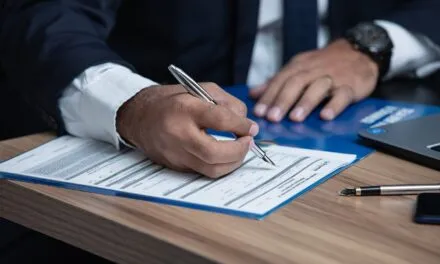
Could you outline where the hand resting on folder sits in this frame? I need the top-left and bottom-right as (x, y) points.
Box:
(116, 83), (258, 178)
(251, 39), (379, 123)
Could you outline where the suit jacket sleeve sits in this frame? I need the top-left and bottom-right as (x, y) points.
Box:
(0, 0), (132, 133)
(384, 0), (440, 45)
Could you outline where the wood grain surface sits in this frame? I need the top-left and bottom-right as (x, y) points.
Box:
(1, 133), (439, 264)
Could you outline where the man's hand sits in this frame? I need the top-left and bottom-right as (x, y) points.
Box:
(250, 39), (379, 122)
(116, 83), (258, 178)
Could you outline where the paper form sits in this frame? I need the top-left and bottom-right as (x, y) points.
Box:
(0, 136), (356, 218)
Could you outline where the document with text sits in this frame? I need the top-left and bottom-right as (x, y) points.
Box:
(0, 136), (356, 219)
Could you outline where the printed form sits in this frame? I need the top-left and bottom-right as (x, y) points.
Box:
(0, 136), (356, 218)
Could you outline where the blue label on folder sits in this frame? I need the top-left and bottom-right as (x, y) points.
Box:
(366, 127), (387, 135)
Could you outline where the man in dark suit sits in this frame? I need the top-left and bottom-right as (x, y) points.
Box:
(1, 1), (440, 262)
(1, 0), (440, 177)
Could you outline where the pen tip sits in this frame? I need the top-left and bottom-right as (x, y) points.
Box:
(263, 156), (276, 166)
(339, 188), (356, 196)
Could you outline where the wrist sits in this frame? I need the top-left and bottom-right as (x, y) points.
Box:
(116, 88), (151, 147)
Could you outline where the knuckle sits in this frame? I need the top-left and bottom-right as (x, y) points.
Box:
(161, 113), (179, 132)
(172, 94), (192, 111)
(269, 74), (285, 87)
(258, 94), (273, 105)
(285, 75), (302, 89)
(200, 144), (219, 164)
(334, 85), (354, 102)
(222, 96), (248, 116)
(162, 118), (178, 135)
(258, 87), (279, 104)
(193, 102), (214, 123)
(201, 82), (218, 92)
(170, 96), (198, 119)
(199, 102), (215, 117)
(215, 109), (231, 128)
(296, 70), (312, 83)
(341, 85), (355, 99)
(235, 100), (248, 116)
(319, 75), (333, 86)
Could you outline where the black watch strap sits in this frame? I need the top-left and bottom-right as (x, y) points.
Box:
(344, 22), (393, 80)
(372, 50), (392, 80)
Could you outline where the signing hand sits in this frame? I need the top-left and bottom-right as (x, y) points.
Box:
(250, 39), (379, 122)
(117, 83), (258, 178)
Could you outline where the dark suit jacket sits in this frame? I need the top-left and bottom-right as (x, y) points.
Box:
(0, 0), (439, 139)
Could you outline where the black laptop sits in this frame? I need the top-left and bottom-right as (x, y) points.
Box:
(358, 114), (440, 170)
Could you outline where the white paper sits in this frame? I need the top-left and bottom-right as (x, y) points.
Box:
(0, 136), (356, 217)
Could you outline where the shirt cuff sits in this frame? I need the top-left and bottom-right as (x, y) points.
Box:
(375, 20), (440, 79)
(59, 63), (157, 149)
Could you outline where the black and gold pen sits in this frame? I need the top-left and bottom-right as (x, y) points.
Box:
(339, 183), (440, 196)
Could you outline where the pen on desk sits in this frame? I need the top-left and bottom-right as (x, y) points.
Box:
(168, 64), (276, 166)
(339, 183), (440, 196)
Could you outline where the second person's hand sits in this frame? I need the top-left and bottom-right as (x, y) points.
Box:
(250, 39), (379, 123)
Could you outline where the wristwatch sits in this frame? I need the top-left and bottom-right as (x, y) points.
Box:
(344, 22), (394, 80)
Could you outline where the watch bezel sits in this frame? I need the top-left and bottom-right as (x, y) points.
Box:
(346, 22), (393, 56)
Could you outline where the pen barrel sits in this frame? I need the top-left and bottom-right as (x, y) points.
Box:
(250, 141), (265, 159)
(358, 186), (380, 196)
(379, 185), (440, 195)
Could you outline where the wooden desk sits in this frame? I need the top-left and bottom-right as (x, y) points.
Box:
(1, 133), (439, 264)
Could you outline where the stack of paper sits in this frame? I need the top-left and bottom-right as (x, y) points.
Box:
(0, 136), (356, 219)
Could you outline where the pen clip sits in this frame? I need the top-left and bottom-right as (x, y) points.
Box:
(168, 65), (216, 103)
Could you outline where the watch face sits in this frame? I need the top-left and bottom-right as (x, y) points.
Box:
(351, 23), (391, 53)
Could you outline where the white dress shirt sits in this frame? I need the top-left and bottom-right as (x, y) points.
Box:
(59, 0), (440, 149)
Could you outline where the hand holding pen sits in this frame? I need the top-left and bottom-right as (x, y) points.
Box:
(169, 64), (275, 166)
(116, 68), (265, 178)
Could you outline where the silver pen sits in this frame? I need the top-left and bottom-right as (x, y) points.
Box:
(168, 64), (276, 166)
(339, 183), (440, 196)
